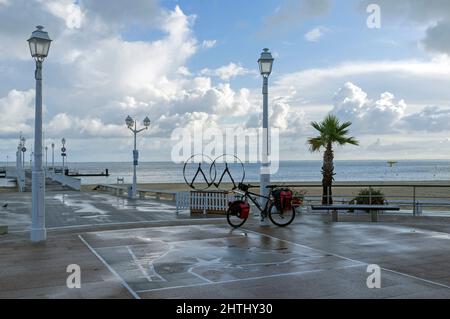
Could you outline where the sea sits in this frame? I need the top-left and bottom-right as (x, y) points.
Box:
(2, 160), (450, 186)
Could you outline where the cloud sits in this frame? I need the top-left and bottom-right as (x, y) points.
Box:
(304, 27), (328, 42)
(245, 97), (307, 137)
(331, 82), (406, 133)
(329, 82), (450, 134)
(265, 0), (332, 32)
(401, 106), (450, 132)
(358, 0), (450, 55)
(422, 20), (450, 55)
(201, 40), (217, 49)
(200, 62), (251, 81)
(273, 59), (450, 108)
(0, 89), (35, 136)
(80, 0), (160, 30)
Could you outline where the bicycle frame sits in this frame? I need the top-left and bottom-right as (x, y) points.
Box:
(236, 189), (273, 217)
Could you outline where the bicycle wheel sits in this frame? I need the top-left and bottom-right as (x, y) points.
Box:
(227, 201), (249, 228)
(268, 202), (296, 227)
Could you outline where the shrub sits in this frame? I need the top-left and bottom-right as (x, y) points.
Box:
(350, 188), (385, 205)
(292, 190), (307, 206)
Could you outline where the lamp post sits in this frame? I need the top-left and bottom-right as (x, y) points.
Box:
(61, 138), (66, 174)
(125, 115), (151, 199)
(28, 25), (52, 243)
(21, 137), (26, 170)
(45, 146), (48, 169)
(258, 48), (274, 222)
(51, 143), (55, 169)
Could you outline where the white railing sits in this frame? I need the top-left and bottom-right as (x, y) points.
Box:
(4, 167), (25, 192)
(175, 192), (190, 213)
(46, 170), (81, 191)
(188, 191), (236, 215)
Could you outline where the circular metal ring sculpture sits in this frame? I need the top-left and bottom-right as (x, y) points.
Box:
(183, 153), (246, 191)
(183, 154), (216, 191)
(209, 154), (245, 191)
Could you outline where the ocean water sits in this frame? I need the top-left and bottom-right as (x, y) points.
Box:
(3, 160), (449, 186)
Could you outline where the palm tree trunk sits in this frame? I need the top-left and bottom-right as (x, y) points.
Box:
(322, 143), (335, 205)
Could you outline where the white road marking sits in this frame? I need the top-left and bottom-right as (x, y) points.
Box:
(136, 264), (362, 293)
(7, 218), (227, 233)
(126, 246), (154, 283)
(243, 228), (450, 290)
(79, 224), (450, 298)
(78, 235), (141, 299)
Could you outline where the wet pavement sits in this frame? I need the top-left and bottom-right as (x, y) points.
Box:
(0, 191), (449, 299)
(0, 191), (219, 232)
(78, 222), (450, 299)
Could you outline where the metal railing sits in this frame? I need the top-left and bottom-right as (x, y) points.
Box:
(289, 183), (450, 216)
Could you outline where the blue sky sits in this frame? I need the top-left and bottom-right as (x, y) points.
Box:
(1, 0), (450, 162)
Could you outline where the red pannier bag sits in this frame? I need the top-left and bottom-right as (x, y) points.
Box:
(280, 190), (293, 211)
(238, 202), (250, 219)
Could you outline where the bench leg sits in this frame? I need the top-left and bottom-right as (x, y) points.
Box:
(371, 211), (378, 222)
(331, 210), (338, 222)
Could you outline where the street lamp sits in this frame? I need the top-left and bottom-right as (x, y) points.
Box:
(21, 137), (26, 170)
(51, 143), (55, 169)
(61, 138), (67, 174)
(125, 115), (151, 199)
(28, 25), (52, 243)
(258, 48), (274, 223)
(45, 146), (48, 168)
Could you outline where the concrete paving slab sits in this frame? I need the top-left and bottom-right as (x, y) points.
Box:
(1, 193), (450, 299)
(79, 224), (450, 299)
(0, 191), (220, 232)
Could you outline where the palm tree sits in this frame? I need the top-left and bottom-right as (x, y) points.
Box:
(308, 114), (359, 205)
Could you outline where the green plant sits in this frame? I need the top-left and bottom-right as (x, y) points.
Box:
(308, 114), (359, 205)
(293, 190), (307, 200)
(350, 188), (385, 205)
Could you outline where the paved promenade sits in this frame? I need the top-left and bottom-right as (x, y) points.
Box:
(0, 191), (449, 298)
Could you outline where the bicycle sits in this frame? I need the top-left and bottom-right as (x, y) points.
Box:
(227, 183), (297, 228)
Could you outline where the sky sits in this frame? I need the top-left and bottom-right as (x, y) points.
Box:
(1, 0), (450, 162)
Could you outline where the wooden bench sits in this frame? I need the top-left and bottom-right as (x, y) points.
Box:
(311, 205), (400, 222)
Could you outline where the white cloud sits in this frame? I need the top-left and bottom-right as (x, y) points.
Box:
(329, 82), (450, 134)
(273, 59), (450, 108)
(401, 106), (450, 132)
(305, 27), (327, 42)
(40, 0), (84, 29)
(331, 82), (406, 133)
(0, 89), (35, 136)
(202, 40), (217, 49)
(200, 62), (250, 81)
(45, 113), (127, 138)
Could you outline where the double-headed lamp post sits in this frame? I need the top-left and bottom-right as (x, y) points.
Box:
(258, 48), (274, 216)
(28, 25), (52, 242)
(125, 115), (151, 199)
